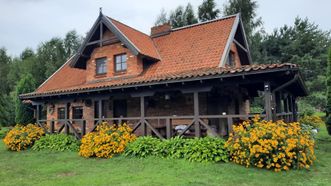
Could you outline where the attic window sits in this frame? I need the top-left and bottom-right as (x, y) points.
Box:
(96, 57), (107, 75)
(226, 51), (235, 67)
(115, 54), (127, 72)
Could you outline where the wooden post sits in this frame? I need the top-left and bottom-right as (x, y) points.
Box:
(98, 99), (102, 123)
(193, 92), (201, 137)
(50, 119), (55, 134)
(227, 117), (233, 134)
(264, 82), (272, 121)
(36, 104), (40, 123)
(82, 120), (86, 136)
(166, 118), (172, 139)
(64, 103), (69, 135)
(140, 96), (146, 136)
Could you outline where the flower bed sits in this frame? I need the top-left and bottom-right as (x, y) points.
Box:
(225, 116), (316, 172)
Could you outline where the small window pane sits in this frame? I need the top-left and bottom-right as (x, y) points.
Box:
(96, 58), (107, 74)
(122, 62), (127, 70)
(121, 54), (127, 62)
(72, 107), (83, 119)
(114, 54), (127, 72)
(116, 63), (122, 71)
(58, 108), (65, 119)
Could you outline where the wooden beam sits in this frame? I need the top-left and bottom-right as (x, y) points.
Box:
(100, 23), (103, 47)
(233, 39), (248, 53)
(140, 96), (146, 135)
(264, 82), (272, 121)
(193, 92), (201, 137)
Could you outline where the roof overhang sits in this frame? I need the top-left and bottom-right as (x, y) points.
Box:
(20, 64), (308, 100)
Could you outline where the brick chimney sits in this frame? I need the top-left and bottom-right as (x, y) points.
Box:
(150, 23), (171, 38)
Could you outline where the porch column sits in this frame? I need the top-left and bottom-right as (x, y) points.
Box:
(64, 103), (69, 134)
(98, 99), (102, 122)
(264, 82), (272, 121)
(140, 96), (146, 136)
(36, 104), (40, 123)
(193, 91), (201, 137)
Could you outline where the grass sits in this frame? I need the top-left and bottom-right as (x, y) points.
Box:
(0, 127), (330, 186)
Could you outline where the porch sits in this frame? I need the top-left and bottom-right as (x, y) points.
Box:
(34, 66), (304, 139)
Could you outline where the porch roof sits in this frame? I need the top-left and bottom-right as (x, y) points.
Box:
(20, 63), (306, 99)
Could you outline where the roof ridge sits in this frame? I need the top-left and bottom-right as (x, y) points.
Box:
(171, 14), (238, 32)
(107, 16), (151, 38)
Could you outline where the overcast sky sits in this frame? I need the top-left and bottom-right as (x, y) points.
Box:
(0, 0), (330, 57)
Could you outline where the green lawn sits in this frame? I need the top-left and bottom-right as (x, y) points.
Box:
(0, 127), (330, 186)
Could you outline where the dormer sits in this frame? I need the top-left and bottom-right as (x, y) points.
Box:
(70, 11), (160, 82)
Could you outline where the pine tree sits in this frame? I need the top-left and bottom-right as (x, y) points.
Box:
(169, 6), (185, 28)
(14, 74), (36, 124)
(183, 3), (198, 25)
(223, 0), (262, 38)
(326, 47), (331, 134)
(198, 0), (220, 22)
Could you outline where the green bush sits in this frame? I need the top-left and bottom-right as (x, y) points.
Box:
(124, 136), (161, 157)
(0, 127), (9, 139)
(32, 134), (80, 152)
(125, 136), (229, 163)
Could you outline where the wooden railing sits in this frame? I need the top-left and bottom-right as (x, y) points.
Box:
(36, 112), (295, 140)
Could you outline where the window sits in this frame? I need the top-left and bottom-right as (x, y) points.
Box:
(96, 57), (107, 75)
(226, 51), (235, 66)
(114, 54), (127, 72)
(72, 106), (83, 119)
(57, 107), (65, 119)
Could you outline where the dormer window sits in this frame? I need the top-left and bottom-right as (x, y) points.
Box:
(96, 57), (107, 75)
(226, 51), (235, 67)
(115, 53), (127, 72)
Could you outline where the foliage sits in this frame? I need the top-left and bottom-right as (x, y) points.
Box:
(299, 115), (324, 129)
(183, 3), (198, 25)
(223, 0), (262, 38)
(14, 73), (36, 124)
(3, 124), (45, 151)
(198, 0), (220, 22)
(154, 8), (168, 26)
(79, 123), (136, 158)
(326, 47), (331, 128)
(125, 136), (229, 163)
(32, 134), (80, 152)
(0, 127), (9, 139)
(297, 99), (316, 116)
(124, 136), (161, 157)
(225, 115), (316, 172)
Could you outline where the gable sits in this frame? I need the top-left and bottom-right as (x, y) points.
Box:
(70, 13), (160, 69)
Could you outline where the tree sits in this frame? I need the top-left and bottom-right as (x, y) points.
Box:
(183, 3), (198, 25)
(63, 30), (82, 59)
(154, 8), (168, 26)
(169, 6), (185, 28)
(223, 0), (262, 38)
(0, 48), (11, 94)
(326, 47), (331, 134)
(198, 0), (220, 22)
(14, 73), (36, 124)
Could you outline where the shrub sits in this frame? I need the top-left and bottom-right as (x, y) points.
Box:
(124, 136), (161, 157)
(225, 115), (316, 172)
(299, 115), (324, 129)
(32, 134), (80, 152)
(3, 124), (45, 151)
(0, 127), (9, 139)
(125, 136), (229, 163)
(79, 123), (136, 158)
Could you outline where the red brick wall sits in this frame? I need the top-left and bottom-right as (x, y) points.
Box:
(86, 43), (143, 82)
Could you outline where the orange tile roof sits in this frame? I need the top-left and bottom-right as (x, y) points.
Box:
(21, 14), (298, 98)
(109, 17), (161, 60)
